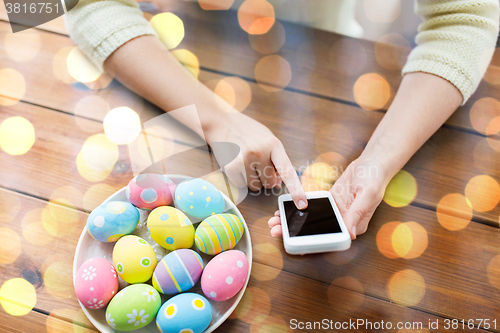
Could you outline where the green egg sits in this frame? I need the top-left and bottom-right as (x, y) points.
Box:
(105, 284), (161, 331)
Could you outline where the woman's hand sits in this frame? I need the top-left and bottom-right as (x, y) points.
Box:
(268, 156), (388, 239)
(205, 111), (308, 209)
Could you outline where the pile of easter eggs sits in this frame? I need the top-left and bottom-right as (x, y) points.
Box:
(74, 174), (249, 333)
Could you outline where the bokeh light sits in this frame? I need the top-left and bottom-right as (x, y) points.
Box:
(231, 287), (271, 324)
(383, 170), (417, 207)
(83, 183), (118, 211)
(251, 243), (283, 281)
(66, 47), (102, 83)
(464, 175), (500, 212)
(214, 76), (252, 112)
(4, 29), (42, 62)
(0, 278), (37, 316)
(0, 190), (21, 223)
(42, 203), (79, 238)
(301, 162), (336, 191)
(150, 13), (185, 49)
(315, 124), (353, 156)
(198, 0), (234, 10)
(250, 315), (291, 333)
(364, 0), (401, 23)
(487, 136), (500, 153)
(387, 269), (425, 306)
(202, 171), (241, 204)
(22, 208), (54, 246)
(76, 134), (119, 182)
(255, 55), (291, 92)
(237, 0), (275, 35)
(328, 276), (364, 312)
(103, 107), (142, 145)
(248, 20), (285, 54)
(73, 95), (109, 132)
(377, 222), (401, 259)
(53, 47), (76, 84)
(43, 260), (74, 299)
(470, 98), (500, 135)
(330, 39), (367, 77)
(437, 193), (473, 231)
(353, 73), (391, 111)
(391, 223), (412, 257)
(375, 33), (410, 70)
(474, 138), (500, 175)
(377, 221), (427, 259)
(0, 228), (22, 264)
(0, 116), (35, 155)
(487, 254), (500, 290)
(0, 68), (26, 106)
(171, 49), (200, 78)
(47, 308), (94, 333)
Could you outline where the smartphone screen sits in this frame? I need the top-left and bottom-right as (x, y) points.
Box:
(283, 198), (342, 237)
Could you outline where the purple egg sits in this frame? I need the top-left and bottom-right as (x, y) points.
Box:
(152, 249), (204, 295)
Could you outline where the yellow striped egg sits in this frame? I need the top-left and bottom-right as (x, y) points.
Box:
(194, 214), (244, 255)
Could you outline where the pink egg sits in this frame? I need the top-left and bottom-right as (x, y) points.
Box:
(75, 257), (118, 309)
(126, 174), (176, 210)
(201, 250), (248, 301)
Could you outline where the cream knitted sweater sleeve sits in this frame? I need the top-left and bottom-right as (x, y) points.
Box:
(65, 0), (157, 70)
(65, 0), (499, 104)
(402, 0), (499, 104)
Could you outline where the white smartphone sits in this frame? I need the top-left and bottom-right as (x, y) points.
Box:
(278, 191), (351, 255)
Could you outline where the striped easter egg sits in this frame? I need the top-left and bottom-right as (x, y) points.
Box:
(194, 214), (244, 255)
(152, 249), (204, 295)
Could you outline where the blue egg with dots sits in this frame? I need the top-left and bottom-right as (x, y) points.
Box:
(86, 201), (140, 242)
(156, 293), (212, 333)
(174, 178), (225, 219)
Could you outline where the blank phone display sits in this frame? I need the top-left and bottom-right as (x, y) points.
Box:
(284, 198), (342, 237)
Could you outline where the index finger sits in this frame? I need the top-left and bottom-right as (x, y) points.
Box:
(271, 145), (308, 209)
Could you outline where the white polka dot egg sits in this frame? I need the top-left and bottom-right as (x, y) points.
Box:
(201, 250), (249, 301)
(126, 173), (176, 210)
(174, 178), (225, 219)
(87, 201), (140, 242)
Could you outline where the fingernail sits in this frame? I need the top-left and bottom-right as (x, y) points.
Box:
(298, 200), (306, 209)
(352, 225), (357, 237)
(271, 232), (276, 237)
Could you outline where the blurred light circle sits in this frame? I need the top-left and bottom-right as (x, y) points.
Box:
(42, 203), (78, 238)
(0, 190), (21, 223)
(171, 49), (200, 78)
(53, 47), (76, 84)
(375, 33), (410, 71)
(231, 287), (271, 324)
(5, 29), (42, 62)
(377, 222), (401, 259)
(66, 47), (102, 83)
(0, 116), (35, 155)
(391, 223), (412, 257)
(301, 162), (336, 191)
(198, 0), (234, 10)
(83, 183), (117, 211)
(464, 175), (500, 212)
(103, 107), (142, 145)
(328, 276), (364, 312)
(0, 278), (37, 316)
(73, 95), (109, 133)
(353, 73), (391, 111)
(330, 39), (367, 77)
(150, 12), (184, 49)
(77, 134), (119, 182)
(202, 171), (241, 204)
(238, 0), (275, 35)
(44, 261), (74, 299)
(364, 0), (401, 23)
(437, 193), (473, 231)
(249, 20), (285, 54)
(383, 170), (417, 207)
(470, 98), (500, 135)
(401, 222), (428, 259)
(487, 254), (500, 290)
(22, 208), (54, 246)
(488, 136), (500, 153)
(387, 269), (425, 306)
(215, 77), (252, 112)
(0, 227), (21, 264)
(255, 55), (291, 92)
(251, 243), (283, 281)
(0, 68), (26, 106)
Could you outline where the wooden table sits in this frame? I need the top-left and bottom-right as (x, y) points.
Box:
(1, 1), (500, 332)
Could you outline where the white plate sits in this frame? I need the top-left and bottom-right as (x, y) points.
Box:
(73, 174), (252, 333)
